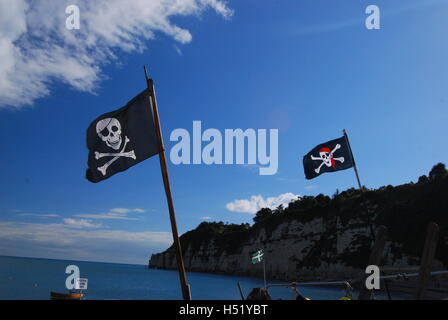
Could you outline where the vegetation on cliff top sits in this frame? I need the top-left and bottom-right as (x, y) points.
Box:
(164, 163), (448, 267)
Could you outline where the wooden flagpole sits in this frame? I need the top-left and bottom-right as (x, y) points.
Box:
(343, 129), (376, 242)
(263, 253), (267, 289)
(144, 66), (191, 300)
(415, 222), (439, 299)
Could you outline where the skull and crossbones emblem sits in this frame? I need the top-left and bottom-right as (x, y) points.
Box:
(310, 144), (345, 174)
(95, 118), (136, 176)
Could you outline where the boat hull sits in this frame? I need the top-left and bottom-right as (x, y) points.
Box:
(50, 291), (84, 300)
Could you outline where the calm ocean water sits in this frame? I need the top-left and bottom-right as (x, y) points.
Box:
(0, 256), (388, 300)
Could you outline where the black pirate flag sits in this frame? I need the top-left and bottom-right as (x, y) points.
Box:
(86, 89), (161, 183)
(303, 136), (354, 180)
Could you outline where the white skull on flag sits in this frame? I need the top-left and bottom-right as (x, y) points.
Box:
(311, 144), (345, 174)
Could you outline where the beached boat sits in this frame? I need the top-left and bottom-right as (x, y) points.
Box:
(50, 291), (84, 300)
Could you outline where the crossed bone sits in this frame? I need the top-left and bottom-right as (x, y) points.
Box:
(96, 136), (136, 176)
(310, 144), (344, 174)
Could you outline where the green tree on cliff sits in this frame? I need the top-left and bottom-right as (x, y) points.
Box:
(253, 208), (272, 223)
(429, 163), (447, 181)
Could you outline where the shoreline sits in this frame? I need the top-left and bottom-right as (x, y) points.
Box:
(149, 265), (448, 300)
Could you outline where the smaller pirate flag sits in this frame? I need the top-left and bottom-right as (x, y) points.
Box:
(303, 136), (354, 180)
(251, 249), (264, 264)
(86, 89), (161, 183)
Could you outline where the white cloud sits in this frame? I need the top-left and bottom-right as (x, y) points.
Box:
(226, 193), (300, 214)
(74, 213), (141, 220)
(63, 218), (103, 229)
(74, 207), (147, 220)
(110, 208), (145, 214)
(16, 213), (60, 218)
(0, 0), (233, 108)
(0, 221), (172, 264)
(14, 208), (146, 221)
(200, 216), (212, 220)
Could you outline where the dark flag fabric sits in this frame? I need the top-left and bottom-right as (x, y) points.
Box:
(86, 89), (161, 183)
(303, 136), (354, 180)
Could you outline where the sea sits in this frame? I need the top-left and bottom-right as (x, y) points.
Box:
(0, 256), (393, 300)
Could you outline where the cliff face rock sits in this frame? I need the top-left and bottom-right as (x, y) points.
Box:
(149, 173), (448, 281)
(151, 219), (363, 280)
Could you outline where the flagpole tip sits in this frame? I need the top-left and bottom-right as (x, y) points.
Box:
(143, 65), (150, 80)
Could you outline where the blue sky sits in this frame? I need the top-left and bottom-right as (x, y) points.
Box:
(1, 0), (448, 264)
